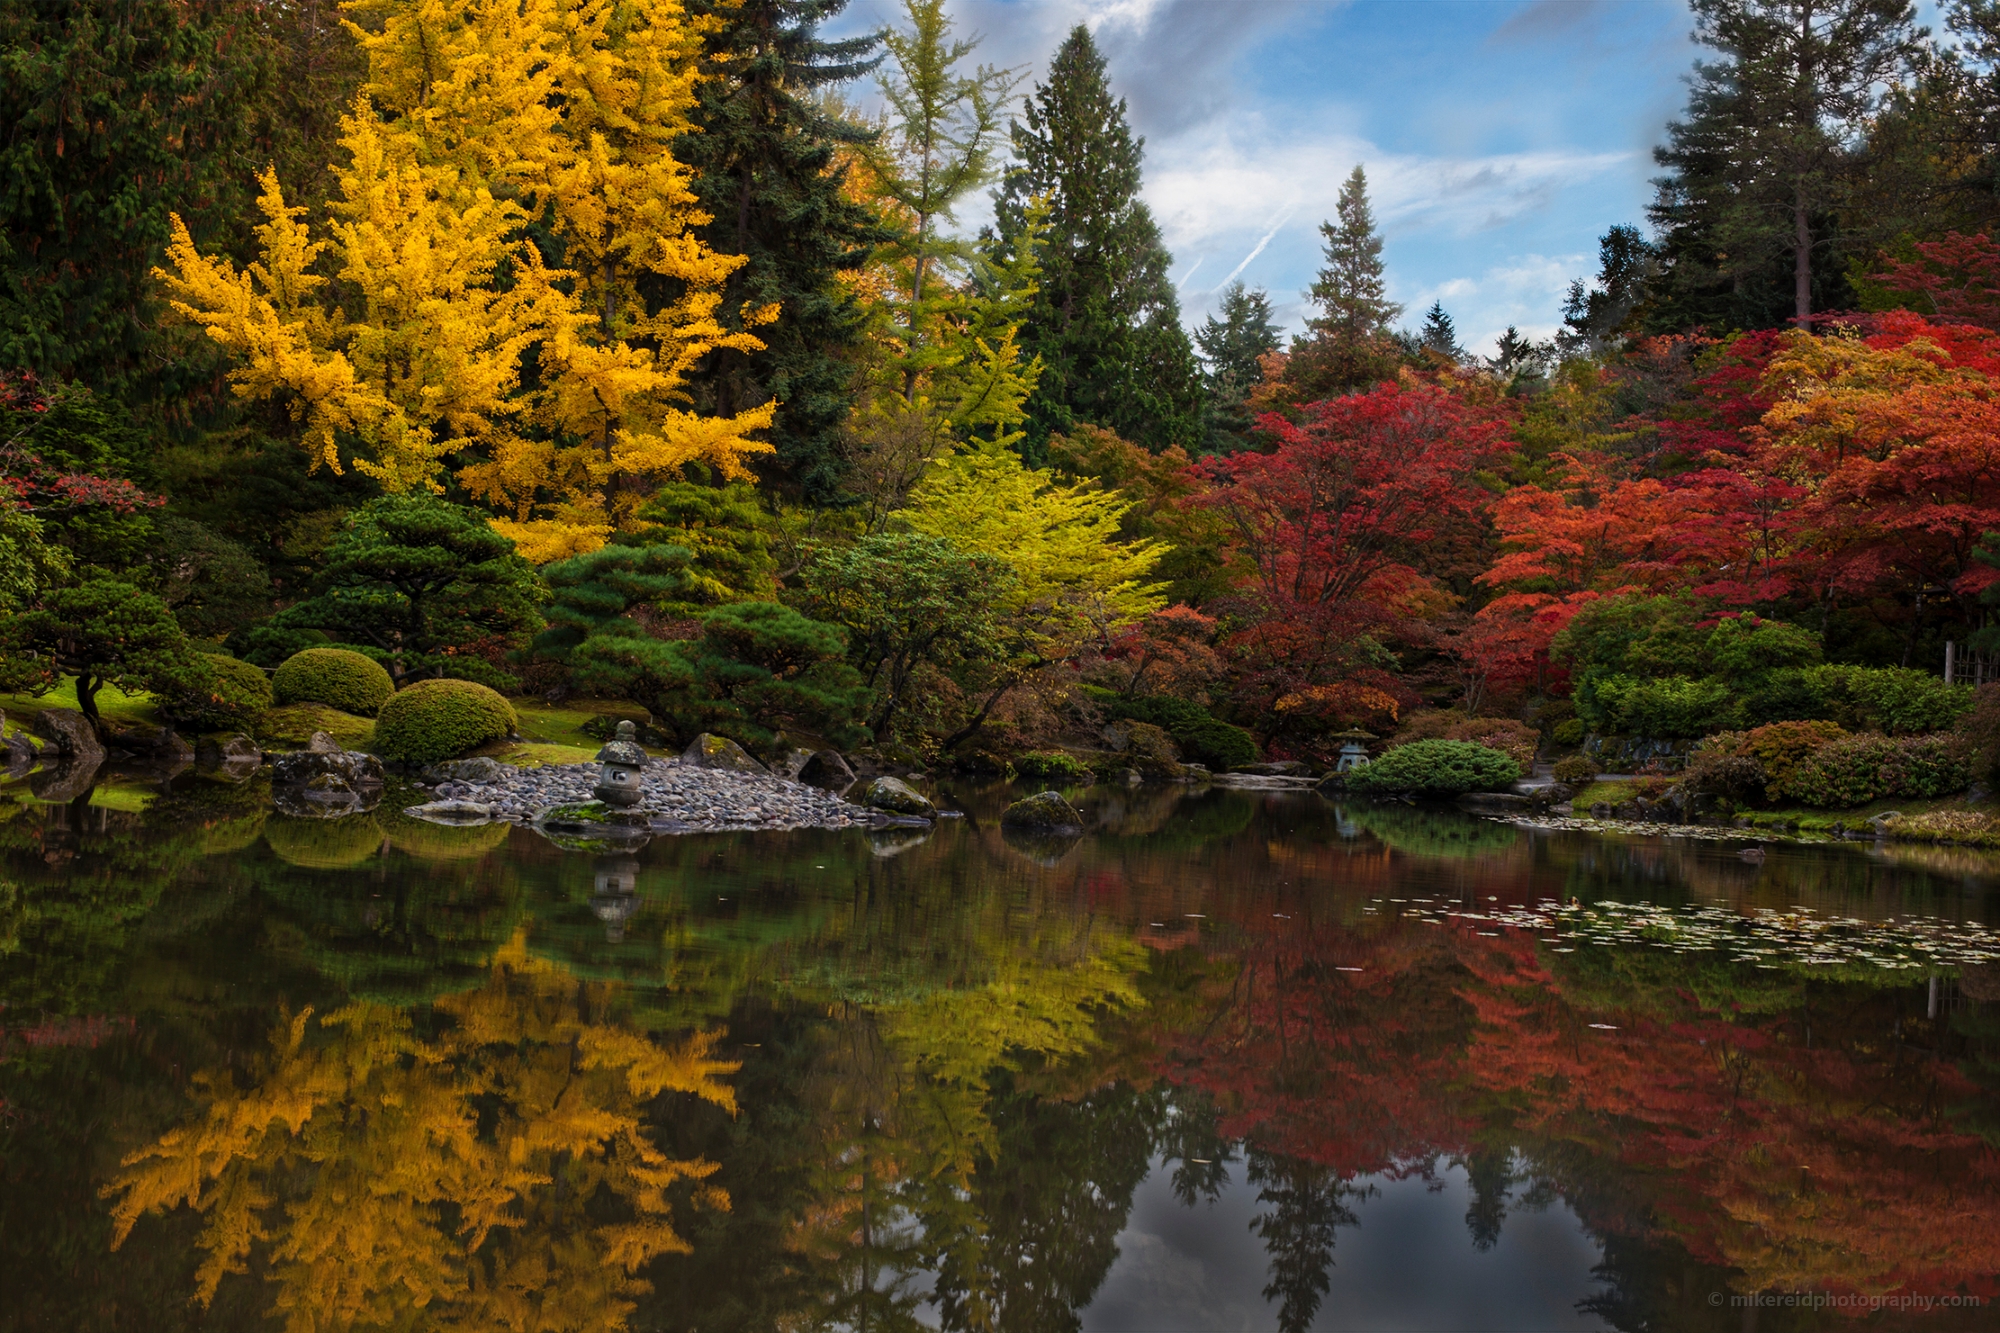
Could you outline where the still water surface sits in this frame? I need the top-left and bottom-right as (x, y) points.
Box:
(4, 777), (1999, 1331)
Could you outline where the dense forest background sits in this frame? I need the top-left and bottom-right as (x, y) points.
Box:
(15, 0), (2000, 772)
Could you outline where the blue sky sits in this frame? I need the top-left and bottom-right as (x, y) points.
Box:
(833, 0), (1704, 358)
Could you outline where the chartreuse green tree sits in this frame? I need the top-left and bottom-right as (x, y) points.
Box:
(678, 0), (887, 502)
(269, 495), (543, 689)
(896, 446), (1167, 744)
(627, 480), (779, 619)
(992, 24), (1201, 454)
(155, 0), (779, 562)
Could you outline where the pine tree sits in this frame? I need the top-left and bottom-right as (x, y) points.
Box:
(1287, 166), (1402, 398)
(1647, 0), (1921, 331)
(1417, 301), (1464, 363)
(677, 0), (888, 504)
(993, 25), (1203, 454)
(1195, 283), (1281, 453)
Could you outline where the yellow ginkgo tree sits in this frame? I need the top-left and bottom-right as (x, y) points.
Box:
(158, 0), (776, 563)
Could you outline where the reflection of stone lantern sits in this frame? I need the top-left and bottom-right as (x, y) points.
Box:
(592, 856), (641, 942)
(1331, 729), (1376, 774)
(593, 720), (648, 806)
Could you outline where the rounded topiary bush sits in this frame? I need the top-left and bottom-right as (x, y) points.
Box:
(159, 653), (274, 730)
(1551, 753), (1596, 785)
(273, 648), (395, 716)
(372, 679), (518, 763)
(1347, 739), (1520, 798)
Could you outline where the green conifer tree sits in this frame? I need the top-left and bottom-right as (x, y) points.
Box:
(1416, 301), (1464, 363)
(993, 25), (1203, 454)
(1646, 0), (1921, 332)
(1287, 166), (1403, 398)
(677, 0), (889, 503)
(1195, 282), (1281, 453)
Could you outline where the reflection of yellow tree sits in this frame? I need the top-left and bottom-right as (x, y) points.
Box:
(103, 933), (737, 1331)
(780, 910), (1147, 1330)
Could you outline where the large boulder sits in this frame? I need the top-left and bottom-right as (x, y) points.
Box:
(1234, 760), (1312, 777)
(270, 732), (385, 791)
(32, 708), (105, 770)
(1001, 790), (1084, 834)
(768, 746), (816, 781)
(797, 750), (857, 791)
(422, 756), (512, 786)
(4, 730), (37, 776)
(197, 733), (264, 771)
(680, 733), (768, 775)
(862, 776), (935, 819)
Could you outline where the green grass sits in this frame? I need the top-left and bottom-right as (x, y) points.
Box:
(1571, 778), (1645, 808)
(4, 683), (161, 732)
(510, 698), (669, 755)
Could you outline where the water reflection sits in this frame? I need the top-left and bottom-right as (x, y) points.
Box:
(3, 774), (2000, 1331)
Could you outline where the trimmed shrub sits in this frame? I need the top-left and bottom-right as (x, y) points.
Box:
(373, 679), (518, 763)
(1014, 751), (1094, 784)
(1348, 739), (1520, 797)
(1393, 710), (1539, 768)
(157, 653), (273, 731)
(1959, 682), (2000, 779)
(1099, 693), (1259, 770)
(1552, 718), (1586, 746)
(1777, 733), (1971, 808)
(1551, 754), (1596, 784)
(1806, 665), (1974, 734)
(1679, 752), (1767, 805)
(274, 648), (395, 716)
(1584, 674), (1734, 738)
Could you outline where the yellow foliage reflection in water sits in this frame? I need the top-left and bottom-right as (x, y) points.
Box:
(102, 932), (738, 1331)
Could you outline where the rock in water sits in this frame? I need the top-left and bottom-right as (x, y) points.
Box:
(769, 746), (816, 781)
(1001, 790), (1083, 833)
(32, 708), (105, 770)
(681, 733), (768, 775)
(271, 738), (385, 790)
(198, 733), (263, 774)
(797, 750), (856, 791)
(862, 776), (935, 818)
(1233, 760), (1311, 777)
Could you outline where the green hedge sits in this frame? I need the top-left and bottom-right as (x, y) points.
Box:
(1775, 733), (1970, 808)
(158, 653), (273, 731)
(1347, 739), (1520, 797)
(1095, 692), (1260, 770)
(274, 648), (395, 716)
(372, 679), (518, 763)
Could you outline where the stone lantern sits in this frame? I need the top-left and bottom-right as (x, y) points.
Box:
(1331, 728), (1376, 774)
(593, 720), (648, 807)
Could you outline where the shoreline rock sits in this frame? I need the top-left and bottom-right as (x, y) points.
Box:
(409, 755), (872, 833)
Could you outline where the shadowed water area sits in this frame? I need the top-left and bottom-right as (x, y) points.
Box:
(4, 774), (2000, 1332)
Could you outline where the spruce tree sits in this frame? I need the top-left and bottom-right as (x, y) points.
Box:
(1558, 224), (1657, 355)
(1417, 301), (1464, 363)
(1286, 166), (1402, 398)
(993, 25), (1203, 454)
(1195, 283), (1281, 453)
(1647, 0), (1921, 331)
(677, 0), (888, 502)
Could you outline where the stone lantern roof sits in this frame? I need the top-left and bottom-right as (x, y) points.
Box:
(594, 720), (648, 769)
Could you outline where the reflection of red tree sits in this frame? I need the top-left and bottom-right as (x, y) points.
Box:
(1148, 904), (2000, 1308)
(1460, 935), (2000, 1306)
(1153, 919), (1475, 1179)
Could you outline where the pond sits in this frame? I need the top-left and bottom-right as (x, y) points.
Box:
(3, 774), (1999, 1332)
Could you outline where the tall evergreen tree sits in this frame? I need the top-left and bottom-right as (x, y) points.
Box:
(678, 0), (887, 503)
(993, 25), (1203, 454)
(0, 0), (270, 396)
(1647, 0), (1922, 331)
(1285, 165), (1403, 398)
(1559, 223), (1657, 355)
(1195, 282), (1281, 453)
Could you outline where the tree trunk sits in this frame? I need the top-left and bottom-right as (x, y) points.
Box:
(76, 673), (100, 725)
(1794, 184), (1813, 328)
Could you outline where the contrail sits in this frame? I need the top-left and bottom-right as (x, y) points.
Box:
(1217, 201), (1298, 290)
(1176, 257), (1204, 291)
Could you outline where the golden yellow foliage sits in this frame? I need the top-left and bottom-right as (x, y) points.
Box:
(157, 0), (776, 558)
(103, 934), (736, 1330)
